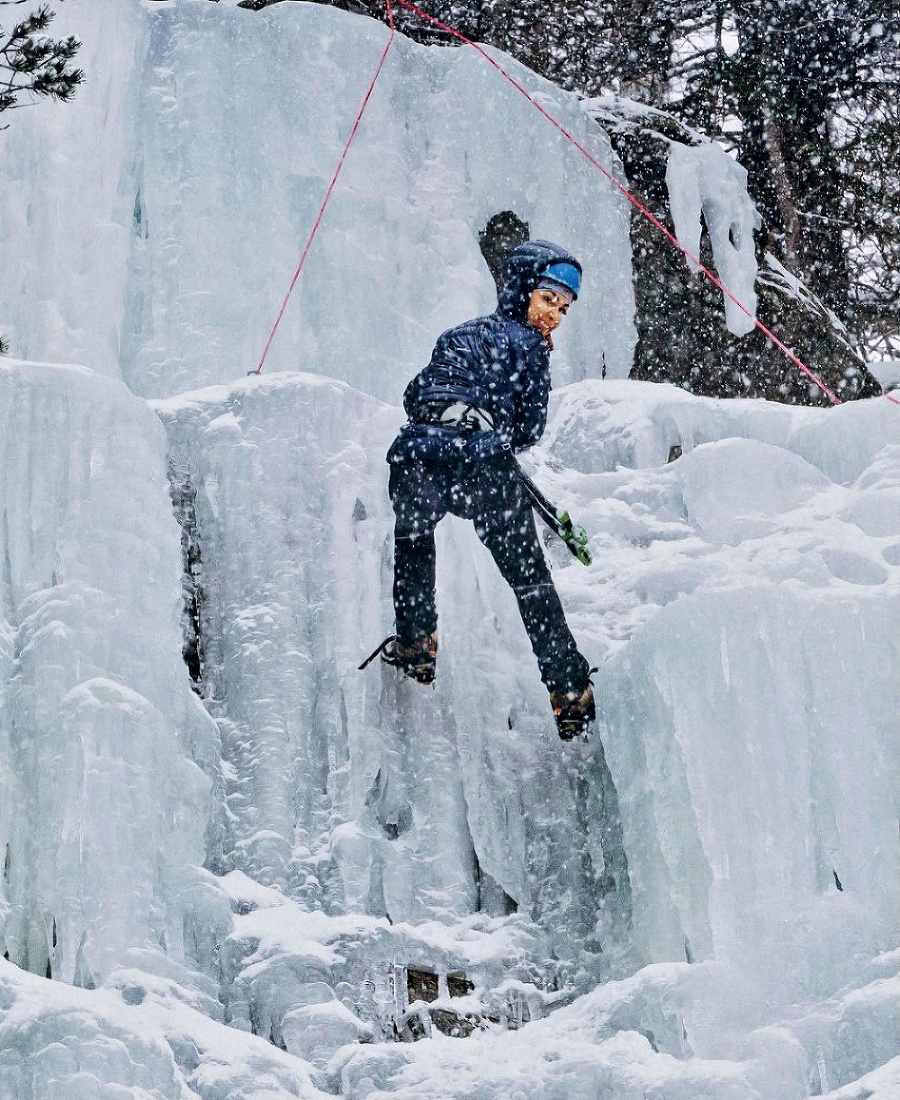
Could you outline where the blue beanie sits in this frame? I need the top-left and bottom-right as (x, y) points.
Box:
(537, 261), (581, 300)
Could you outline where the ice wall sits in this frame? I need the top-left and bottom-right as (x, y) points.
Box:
(0, 1), (146, 376)
(0, 363), (897, 1097)
(154, 374), (631, 961)
(0, 360), (216, 988)
(0, 4), (897, 1090)
(0, 0), (635, 400)
(543, 381), (899, 1004)
(154, 372), (898, 1093)
(156, 370), (899, 994)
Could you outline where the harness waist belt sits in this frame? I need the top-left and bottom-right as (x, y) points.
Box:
(430, 402), (495, 432)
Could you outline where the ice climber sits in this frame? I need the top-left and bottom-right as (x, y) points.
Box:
(377, 240), (595, 740)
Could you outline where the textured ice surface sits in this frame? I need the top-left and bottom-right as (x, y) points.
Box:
(0, 361), (898, 1096)
(154, 373), (633, 962)
(0, 2), (145, 376)
(0, 956), (326, 1100)
(0, 1), (898, 1094)
(820, 1056), (900, 1100)
(0, 0), (635, 399)
(868, 359), (899, 392)
(0, 360), (216, 989)
(150, 372), (895, 1094)
(666, 141), (761, 336)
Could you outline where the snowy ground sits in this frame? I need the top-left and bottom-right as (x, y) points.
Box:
(1, 357), (897, 1098)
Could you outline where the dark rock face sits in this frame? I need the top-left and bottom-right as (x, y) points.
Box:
(477, 110), (881, 407)
(610, 127), (882, 406)
(429, 1007), (480, 1038)
(406, 968), (439, 1005)
(479, 211), (531, 294)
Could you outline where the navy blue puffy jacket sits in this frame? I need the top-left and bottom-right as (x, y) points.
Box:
(394, 240), (581, 457)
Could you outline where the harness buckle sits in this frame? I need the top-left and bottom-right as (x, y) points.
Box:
(437, 402), (495, 432)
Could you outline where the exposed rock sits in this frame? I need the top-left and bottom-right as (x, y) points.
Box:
(589, 98), (882, 406)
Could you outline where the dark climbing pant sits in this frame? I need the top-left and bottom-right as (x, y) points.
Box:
(389, 456), (590, 696)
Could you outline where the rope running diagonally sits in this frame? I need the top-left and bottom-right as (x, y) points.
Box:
(251, 0), (397, 375)
(392, 0), (852, 406)
(254, 0), (900, 408)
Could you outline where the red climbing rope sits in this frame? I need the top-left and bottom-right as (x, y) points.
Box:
(255, 0), (896, 408)
(252, 0), (397, 375)
(393, 0), (848, 406)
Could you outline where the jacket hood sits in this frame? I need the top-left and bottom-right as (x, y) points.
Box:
(497, 239), (582, 325)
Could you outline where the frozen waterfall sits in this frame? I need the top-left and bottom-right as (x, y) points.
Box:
(0, 0), (635, 400)
(0, 1), (898, 1098)
(1, 356), (897, 1098)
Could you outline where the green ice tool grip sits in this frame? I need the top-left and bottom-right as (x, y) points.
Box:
(558, 512), (593, 566)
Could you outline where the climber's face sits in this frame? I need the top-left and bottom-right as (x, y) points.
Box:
(527, 288), (570, 337)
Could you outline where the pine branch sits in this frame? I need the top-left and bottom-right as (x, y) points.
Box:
(0, 4), (82, 113)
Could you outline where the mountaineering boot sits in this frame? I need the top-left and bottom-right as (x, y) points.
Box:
(358, 632), (438, 684)
(381, 633), (438, 684)
(550, 682), (595, 741)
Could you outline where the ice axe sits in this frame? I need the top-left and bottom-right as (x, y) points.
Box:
(514, 463), (592, 566)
